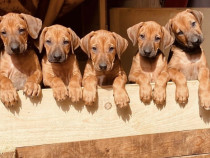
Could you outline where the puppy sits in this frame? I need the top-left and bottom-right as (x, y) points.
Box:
(166, 9), (210, 109)
(39, 25), (82, 102)
(81, 30), (130, 108)
(127, 21), (174, 104)
(0, 13), (42, 107)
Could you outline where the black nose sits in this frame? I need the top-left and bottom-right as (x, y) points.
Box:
(144, 48), (152, 56)
(53, 53), (62, 61)
(99, 63), (107, 70)
(191, 36), (201, 46)
(10, 42), (20, 53)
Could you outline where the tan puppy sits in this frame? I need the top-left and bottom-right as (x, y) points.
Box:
(81, 30), (129, 108)
(166, 9), (210, 109)
(0, 13), (42, 107)
(127, 21), (174, 104)
(39, 25), (82, 102)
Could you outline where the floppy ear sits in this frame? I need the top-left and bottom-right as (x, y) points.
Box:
(161, 26), (174, 51)
(186, 9), (204, 26)
(165, 19), (173, 36)
(127, 22), (144, 46)
(39, 27), (48, 53)
(80, 31), (94, 58)
(20, 13), (42, 39)
(67, 28), (80, 54)
(112, 32), (128, 59)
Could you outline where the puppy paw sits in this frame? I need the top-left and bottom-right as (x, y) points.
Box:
(0, 84), (18, 107)
(83, 87), (97, 106)
(24, 82), (41, 97)
(176, 85), (189, 104)
(68, 85), (82, 103)
(53, 86), (68, 101)
(199, 90), (210, 110)
(153, 86), (166, 105)
(140, 85), (152, 103)
(114, 90), (130, 108)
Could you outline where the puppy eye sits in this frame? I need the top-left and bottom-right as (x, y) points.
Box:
(46, 40), (51, 44)
(63, 40), (69, 45)
(155, 36), (161, 41)
(177, 30), (184, 36)
(140, 34), (145, 39)
(109, 47), (114, 52)
(191, 21), (196, 27)
(92, 46), (97, 51)
(1, 31), (6, 35)
(19, 28), (25, 33)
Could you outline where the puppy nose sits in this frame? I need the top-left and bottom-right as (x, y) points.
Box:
(192, 36), (200, 45)
(10, 42), (20, 53)
(99, 63), (107, 70)
(144, 48), (152, 56)
(53, 53), (62, 60)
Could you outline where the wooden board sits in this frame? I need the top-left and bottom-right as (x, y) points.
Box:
(0, 81), (210, 153)
(15, 128), (210, 158)
(110, 8), (210, 74)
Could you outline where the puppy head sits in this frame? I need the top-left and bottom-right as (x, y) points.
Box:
(80, 30), (128, 72)
(127, 21), (174, 58)
(165, 9), (204, 49)
(0, 13), (42, 55)
(39, 25), (80, 63)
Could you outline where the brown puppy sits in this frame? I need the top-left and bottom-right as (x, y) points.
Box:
(0, 13), (42, 107)
(127, 21), (174, 104)
(166, 9), (210, 109)
(81, 30), (129, 108)
(39, 25), (82, 102)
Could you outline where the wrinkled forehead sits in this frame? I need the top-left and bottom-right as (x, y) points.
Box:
(45, 27), (70, 41)
(139, 22), (162, 36)
(90, 32), (116, 45)
(0, 14), (26, 29)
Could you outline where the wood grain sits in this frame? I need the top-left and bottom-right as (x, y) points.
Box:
(16, 128), (210, 158)
(0, 81), (210, 153)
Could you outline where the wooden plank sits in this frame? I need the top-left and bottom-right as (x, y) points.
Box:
(0, 81), (210, 153)
(99, 0), (107, 29)
(0, 151), (15, 158)
(16, 128), (210, 158)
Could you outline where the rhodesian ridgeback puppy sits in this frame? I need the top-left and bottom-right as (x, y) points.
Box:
(0, 13), (42, 107)
(39, 25), (82, 102)
(81, 30), (130, 108)
(166, 9), (210, 109)
(127, 21), (174, 104)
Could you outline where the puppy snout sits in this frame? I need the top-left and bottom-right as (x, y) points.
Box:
(143, 48), (152, 56)
(10, 42), (20, 53)
(191, 36), (201, 46)
(53, 53), (62, 61)
(99, 63), (107, 70)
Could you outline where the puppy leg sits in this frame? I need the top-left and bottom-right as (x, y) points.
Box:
(68, 56), (82, 103)
(0, 75), (18, 107)
(168, 68), (189, 104)
(113, 72), (130, 108)
(153, 71), (169, 105)
(198, 67), (210, 110)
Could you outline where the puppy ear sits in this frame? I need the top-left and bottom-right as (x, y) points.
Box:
(67, 28), (80, 54)
(112, 32), (128, 59)
(39, 27), (48, 53)
(161, 26), (174, 51)
(165, 19), (173, 36)
(20, 13), (42, 39)
(127, 22), (144, 46)
(186, 9), (204, 26)
(80, 31), (94, 58)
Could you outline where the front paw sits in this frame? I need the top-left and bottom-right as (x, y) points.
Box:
(114, 90), (130, 108)
(53, 86), (68, 101)
(199, 90), (210, 110)
(153, 86), (166, 105)
(68, 85), (82, 103)
(0, 85), (18, 107)
(176, 85), (189, 104)
(140, 85), (152, 103)
(24, 82), (41, 97)
(82, 87), (97, 106)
